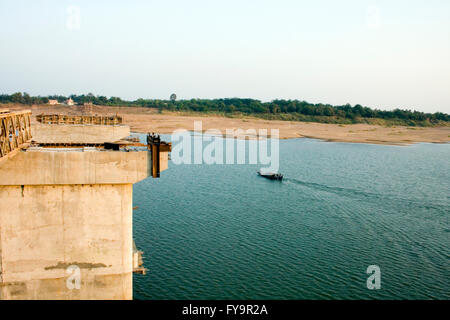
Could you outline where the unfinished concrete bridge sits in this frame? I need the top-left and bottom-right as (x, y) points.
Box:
(0, 109), (170, 299)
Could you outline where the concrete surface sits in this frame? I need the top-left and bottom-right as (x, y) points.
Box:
(0, 184), (132, 299)
(0, 147), (169, 300)
(32, 123), (130, 144)
(0, 149), (151, 185)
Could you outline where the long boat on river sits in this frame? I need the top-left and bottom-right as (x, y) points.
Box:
(257, 171), (283, 181)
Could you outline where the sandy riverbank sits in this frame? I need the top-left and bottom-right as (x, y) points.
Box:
(4, 104), (450, 145)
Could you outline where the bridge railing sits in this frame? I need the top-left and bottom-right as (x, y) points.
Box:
(36, 114), (122, 125)
(0, 110), (32, 161)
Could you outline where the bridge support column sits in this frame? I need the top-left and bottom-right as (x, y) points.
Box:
(0, 147), (168, 299)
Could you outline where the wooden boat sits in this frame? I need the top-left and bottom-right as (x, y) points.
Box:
(257, 171), (283, 181)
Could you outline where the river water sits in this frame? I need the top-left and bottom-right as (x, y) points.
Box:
(133, 133), (449, 299)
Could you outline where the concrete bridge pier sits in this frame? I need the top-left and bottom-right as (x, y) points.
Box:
(0, 118), (170, 299)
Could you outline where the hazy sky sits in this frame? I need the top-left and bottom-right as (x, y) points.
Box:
(1, 0), (449, 112)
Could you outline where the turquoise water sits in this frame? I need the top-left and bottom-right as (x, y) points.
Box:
(133, 134), (449, 300)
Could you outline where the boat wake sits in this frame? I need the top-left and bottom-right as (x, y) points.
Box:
(283, 178), (448, 214)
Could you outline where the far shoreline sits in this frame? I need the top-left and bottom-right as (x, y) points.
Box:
(130, 129), (449, 147)
(4, 103), (450, 146)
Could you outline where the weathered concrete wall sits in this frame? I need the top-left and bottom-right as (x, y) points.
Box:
(0, 184), (132, 300)
(0, 149), (152, 186)
(0, 148), (169, 300)
(0, 149), (169, 186)
(32, 124), (130, 144)
(160, 151), (169, 172)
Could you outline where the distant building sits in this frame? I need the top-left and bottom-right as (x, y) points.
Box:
(65, 98), (75, 106)
(48, 99), (59, 105)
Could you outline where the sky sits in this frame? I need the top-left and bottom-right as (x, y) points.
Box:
(0, 0), (449, 113)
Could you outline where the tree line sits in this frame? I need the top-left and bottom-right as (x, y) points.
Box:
(1, 92), (448, 126)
